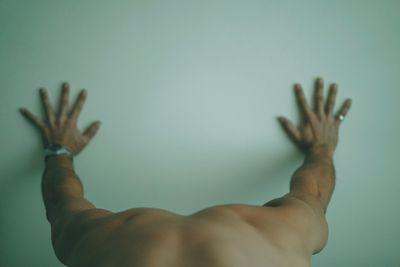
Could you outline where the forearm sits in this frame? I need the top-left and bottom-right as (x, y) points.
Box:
(42, 155), (84, 213)
(290, 145), (336, 211)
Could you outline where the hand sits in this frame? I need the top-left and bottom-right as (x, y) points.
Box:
(278, 77), (352, 154)
(20, 82), (101, 156)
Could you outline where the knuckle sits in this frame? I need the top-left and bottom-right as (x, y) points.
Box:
(42, 127), (50, 137)
(308, 113), (318, 123)
(56, 116), (65, 126)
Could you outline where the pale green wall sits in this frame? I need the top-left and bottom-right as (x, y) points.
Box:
(1, 0), (399, 266)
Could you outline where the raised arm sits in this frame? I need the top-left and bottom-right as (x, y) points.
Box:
(20, 82), (102, 219)
(259, 78), (352, 255)
(277, 78), (352, 213)
(20, 82), (110, 263)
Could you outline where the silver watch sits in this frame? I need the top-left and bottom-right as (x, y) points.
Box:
(45, 144), (74, 158)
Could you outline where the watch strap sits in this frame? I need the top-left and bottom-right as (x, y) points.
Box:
(44, 144), (74, 161)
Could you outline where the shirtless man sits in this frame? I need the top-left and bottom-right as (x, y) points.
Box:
(20, 77), (352, 267)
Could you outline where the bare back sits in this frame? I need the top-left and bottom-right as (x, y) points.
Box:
(64, 204), (313, 267)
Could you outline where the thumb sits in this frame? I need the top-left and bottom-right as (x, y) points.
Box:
(83, 121), (101, 142)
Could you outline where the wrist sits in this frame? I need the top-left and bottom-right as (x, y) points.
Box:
(305, 144), (334, 163)
(308, 144), (334, 156)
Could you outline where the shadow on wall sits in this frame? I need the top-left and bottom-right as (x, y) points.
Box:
(0, 132), (45, 266)
(0, 146), (44, 206)
(219, 147), (302, 204)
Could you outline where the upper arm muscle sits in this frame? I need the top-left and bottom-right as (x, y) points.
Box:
(263, 193), (329, 255)
(49, 197), (113, 264)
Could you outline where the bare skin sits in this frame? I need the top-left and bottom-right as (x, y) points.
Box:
(20, 78), (352, 267)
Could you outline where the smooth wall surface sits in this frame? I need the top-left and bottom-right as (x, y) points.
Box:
(1, 0), (399, 266)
